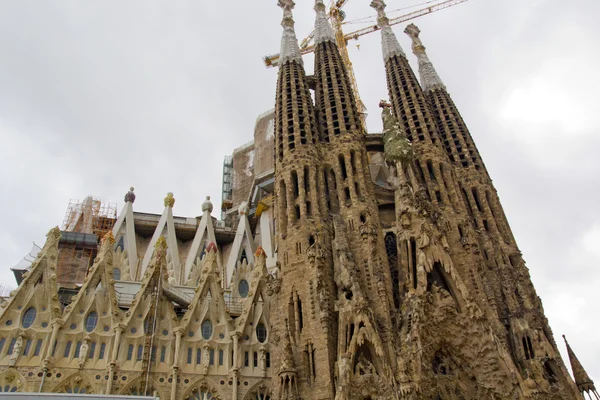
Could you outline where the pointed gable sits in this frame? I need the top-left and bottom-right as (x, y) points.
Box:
(0, 227), (62, 367)
(234, 248), (271, 335)
(111, 187), (138, 280)
(179, 244), (232, 374)
(119, 237), (179, 370)
(184, 196), (220, 286)
(225, 204), (256, 286)
(52, 232), (121, 370)
(140, 192), (181, 283)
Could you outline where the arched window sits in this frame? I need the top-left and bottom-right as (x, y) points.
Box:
(201, 320), (213, 340)
(22, 307), (36, 328)
(85, 311), (98, 332)
(256, 323), (267, 343)
(238, 280), (249, 298)
(113, 268), (121, 280)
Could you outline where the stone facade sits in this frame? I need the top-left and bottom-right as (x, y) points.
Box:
(0, 1), (595, 399)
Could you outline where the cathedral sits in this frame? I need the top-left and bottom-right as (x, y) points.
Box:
(0, 1), (596, 399)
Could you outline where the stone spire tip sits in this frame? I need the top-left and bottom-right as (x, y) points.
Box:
(369, 0), (406, 61)
(313, 0), (335, 45)
(404, 24), (445, 91)
(278, 0), (303, 65)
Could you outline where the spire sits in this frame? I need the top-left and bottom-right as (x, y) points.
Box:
(563, 335), (598, 396)
(370, 0), (406, 61)
(278, 0), (303, 65)
(405, 23), (445, 91)
(313, 0), (335, 45)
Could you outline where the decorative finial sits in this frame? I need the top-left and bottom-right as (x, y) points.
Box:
(278, 0), (303, 65)
(404, 24), (445, 91)
(370, 0), (406, 60)
(155, 236), (167, 250)
(164, 192), (175, 208)
(379, 99), (391, 109)
(314, 0), (335, 45)
(202, 196), (213, 214)
(206, 242), (218, 254)
(47, 226), (62, 241)
(124, 187), (136, 204)
(101, 230), (115, 245)
(255, 246), (267, 258)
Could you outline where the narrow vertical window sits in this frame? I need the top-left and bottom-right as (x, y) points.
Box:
(244, 351), (249, 367)
(196, 348), (201, 365)
(33, 339), (42, 357)
(151, 346), (156, 362)
(253, 351), (258, 367)
(218, 349), (224, 365)
(7, 338), (16, 355)
(160, 346), (166, 363)
(304, 166), (310, 193)
(127, 344), (133, 361)
(136, 345), (143, 361)
(74, 342), (82, 358)
(209, 349), (215, 365)
(410, 237), (418, 290)
(426, 160), (437, 182)
(339, 155), (348, 180)
(0, 338), (6, 354)
(292, 171), (299, 199)
(89, 342), (96, 359)
(99, 343), (106, 360)
(266, 352), (271, 368)
(23, 339), (32, 356)
(63, 341), (72, 358)
(187, 347), (192, 364)
(522, 337), (531, 360)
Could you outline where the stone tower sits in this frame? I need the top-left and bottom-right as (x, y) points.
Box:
(272, 1), (336, 398)
(267, 0), (585, 399)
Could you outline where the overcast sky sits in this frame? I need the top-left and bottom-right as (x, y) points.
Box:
(0, 0), (598, 385)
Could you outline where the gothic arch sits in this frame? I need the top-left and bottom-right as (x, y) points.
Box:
(52, 372), (95, 394)
(243, 380), (273, 400)
(181, 376), (223, 400)
(0, 370), (26, 392)
(118, 375), (165, 398)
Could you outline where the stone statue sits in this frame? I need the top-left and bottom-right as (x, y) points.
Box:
(79, 339), (89, 368)
(9, 334), (24, 366)
(335, 354), (352, 400)
(355, 353), (376, 376)
(260, 349), (267, 376)
(167, 268), (176, 285)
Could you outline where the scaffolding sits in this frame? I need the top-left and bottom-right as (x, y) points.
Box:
(57, 197), (117, 288)
(221, 156), (234, 218)
(62, 196), (117, 237)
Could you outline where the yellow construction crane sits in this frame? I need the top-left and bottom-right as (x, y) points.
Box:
(264, 0), (474, 120)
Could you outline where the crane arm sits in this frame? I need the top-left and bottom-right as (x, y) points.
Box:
(342, 0), (471, 41)
(264, 0), (472, 67)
